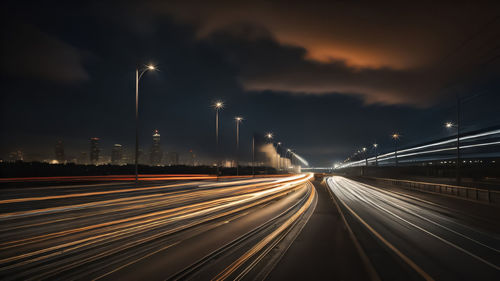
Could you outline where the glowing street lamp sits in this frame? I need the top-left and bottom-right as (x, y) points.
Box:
(392, 133), (400, 166)
(445, 116), (461, 184)
(213, 101), (224, 178)
(373, 143), (379, 166)
(265, 133), (275, 171)
(135, 64), (156, 184)
(276, 142), (282, 170)
(362, 147), (368, 166)
(235, 116), (243, 175)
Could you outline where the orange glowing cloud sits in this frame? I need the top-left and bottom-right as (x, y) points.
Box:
(140, 0), (500, 106)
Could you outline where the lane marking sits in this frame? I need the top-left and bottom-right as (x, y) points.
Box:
(92, 241), (180, 281)
(339, 178), (500, 271)
(1, 176), (311, 272)
(325, 179), (381, 281)
(349, 179), (500, 253)
(212, 178), (315, 281)
(327, 177), (435, 281)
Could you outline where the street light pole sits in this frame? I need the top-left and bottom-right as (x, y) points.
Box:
(276, 142), (282, 172)
(135, 70), (138, 184)
(456, 94), (461, 185)
(392, 133), (400, 167)
(265, 133), (273, 174)
(235, 117), (243, 176)
(135, 64), (156, 185)
(214, 101), (223, 180)
(373, 143), (378, 166)
(252, 135), (255, 177)
(362, 147), (367, 166)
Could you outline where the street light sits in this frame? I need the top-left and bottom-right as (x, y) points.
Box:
(235, 116), (243, 175)
(276, 142), (282, 171)
(135, 64), (156, 185)
(445, 117), (460, 184)
(252, 135), (255, 177)
(392, 133), (400, 166)
(265, 133), (274, 172)
(373, 143), (378, 166)
(213, 101), (224, 178)
(362, 147), (368, 166)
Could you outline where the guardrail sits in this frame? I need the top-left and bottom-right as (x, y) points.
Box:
(366, 177), (500, 205)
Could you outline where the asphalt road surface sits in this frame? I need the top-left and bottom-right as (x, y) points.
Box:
(327, 176), (500, 281)
(0, 174), (315, 280)
(267, 180), (371, 280)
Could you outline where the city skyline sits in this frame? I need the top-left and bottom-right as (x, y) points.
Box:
(1, 2), (499, 280)
(1, 1), (499, 167)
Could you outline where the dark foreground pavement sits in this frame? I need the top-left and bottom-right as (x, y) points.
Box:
(267, 180), (370, 281)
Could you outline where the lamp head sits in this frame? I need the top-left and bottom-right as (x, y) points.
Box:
(214, 101), (224, 109)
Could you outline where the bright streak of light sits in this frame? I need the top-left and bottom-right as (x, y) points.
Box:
(336, 128), (500, 168)
(0, 173), (314, 276)
(290, 151), (309, 166)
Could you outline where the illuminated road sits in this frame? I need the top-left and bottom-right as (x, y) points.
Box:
(0, 174), (315, 280)
(327, 176), (500, 281)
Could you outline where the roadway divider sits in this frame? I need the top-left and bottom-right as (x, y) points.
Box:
(362, 177), (500, 205)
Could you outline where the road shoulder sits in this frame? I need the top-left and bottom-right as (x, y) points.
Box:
(266, 180), (370, 281)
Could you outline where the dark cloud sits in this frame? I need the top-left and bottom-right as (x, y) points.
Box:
(1, 1), (499, 166)
(143, 0), (500, 106)
(1, 22), (88, 82)
(204, 25), (443, 106)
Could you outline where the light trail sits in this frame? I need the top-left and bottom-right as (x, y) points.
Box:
(290, 151), (309, 166)
(0, 174), (314, 280)
(327, 176), (500, 280)
(336, 128), (500, 168)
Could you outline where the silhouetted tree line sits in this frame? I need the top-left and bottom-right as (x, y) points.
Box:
(0, 162), (277, 178)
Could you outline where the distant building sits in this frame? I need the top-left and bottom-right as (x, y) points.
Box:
(55, 140), (65, 163)
(165, 152), (179, 166)
(78, 152), (88, 165)
(189, 149), (197, 166)
(8, 150), (23, 162)
(150, 130), (162, 166)
(111, 144), (123, 165)
(90, 137), (100, 164)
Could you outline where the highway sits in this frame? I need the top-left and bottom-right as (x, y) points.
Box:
(0, 174), (315, 280)
(327, 176), (500, 281)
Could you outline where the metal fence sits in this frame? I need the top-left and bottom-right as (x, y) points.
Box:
(369, 177), (500, 205)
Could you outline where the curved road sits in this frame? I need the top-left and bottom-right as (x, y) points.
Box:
(0, 174), (315, 280)
(327, 176), (500, 281)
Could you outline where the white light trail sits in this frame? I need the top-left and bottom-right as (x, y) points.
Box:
(335, 128), (500, 169)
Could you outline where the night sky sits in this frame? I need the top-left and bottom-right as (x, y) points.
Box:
(1, 1), (500, 166)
